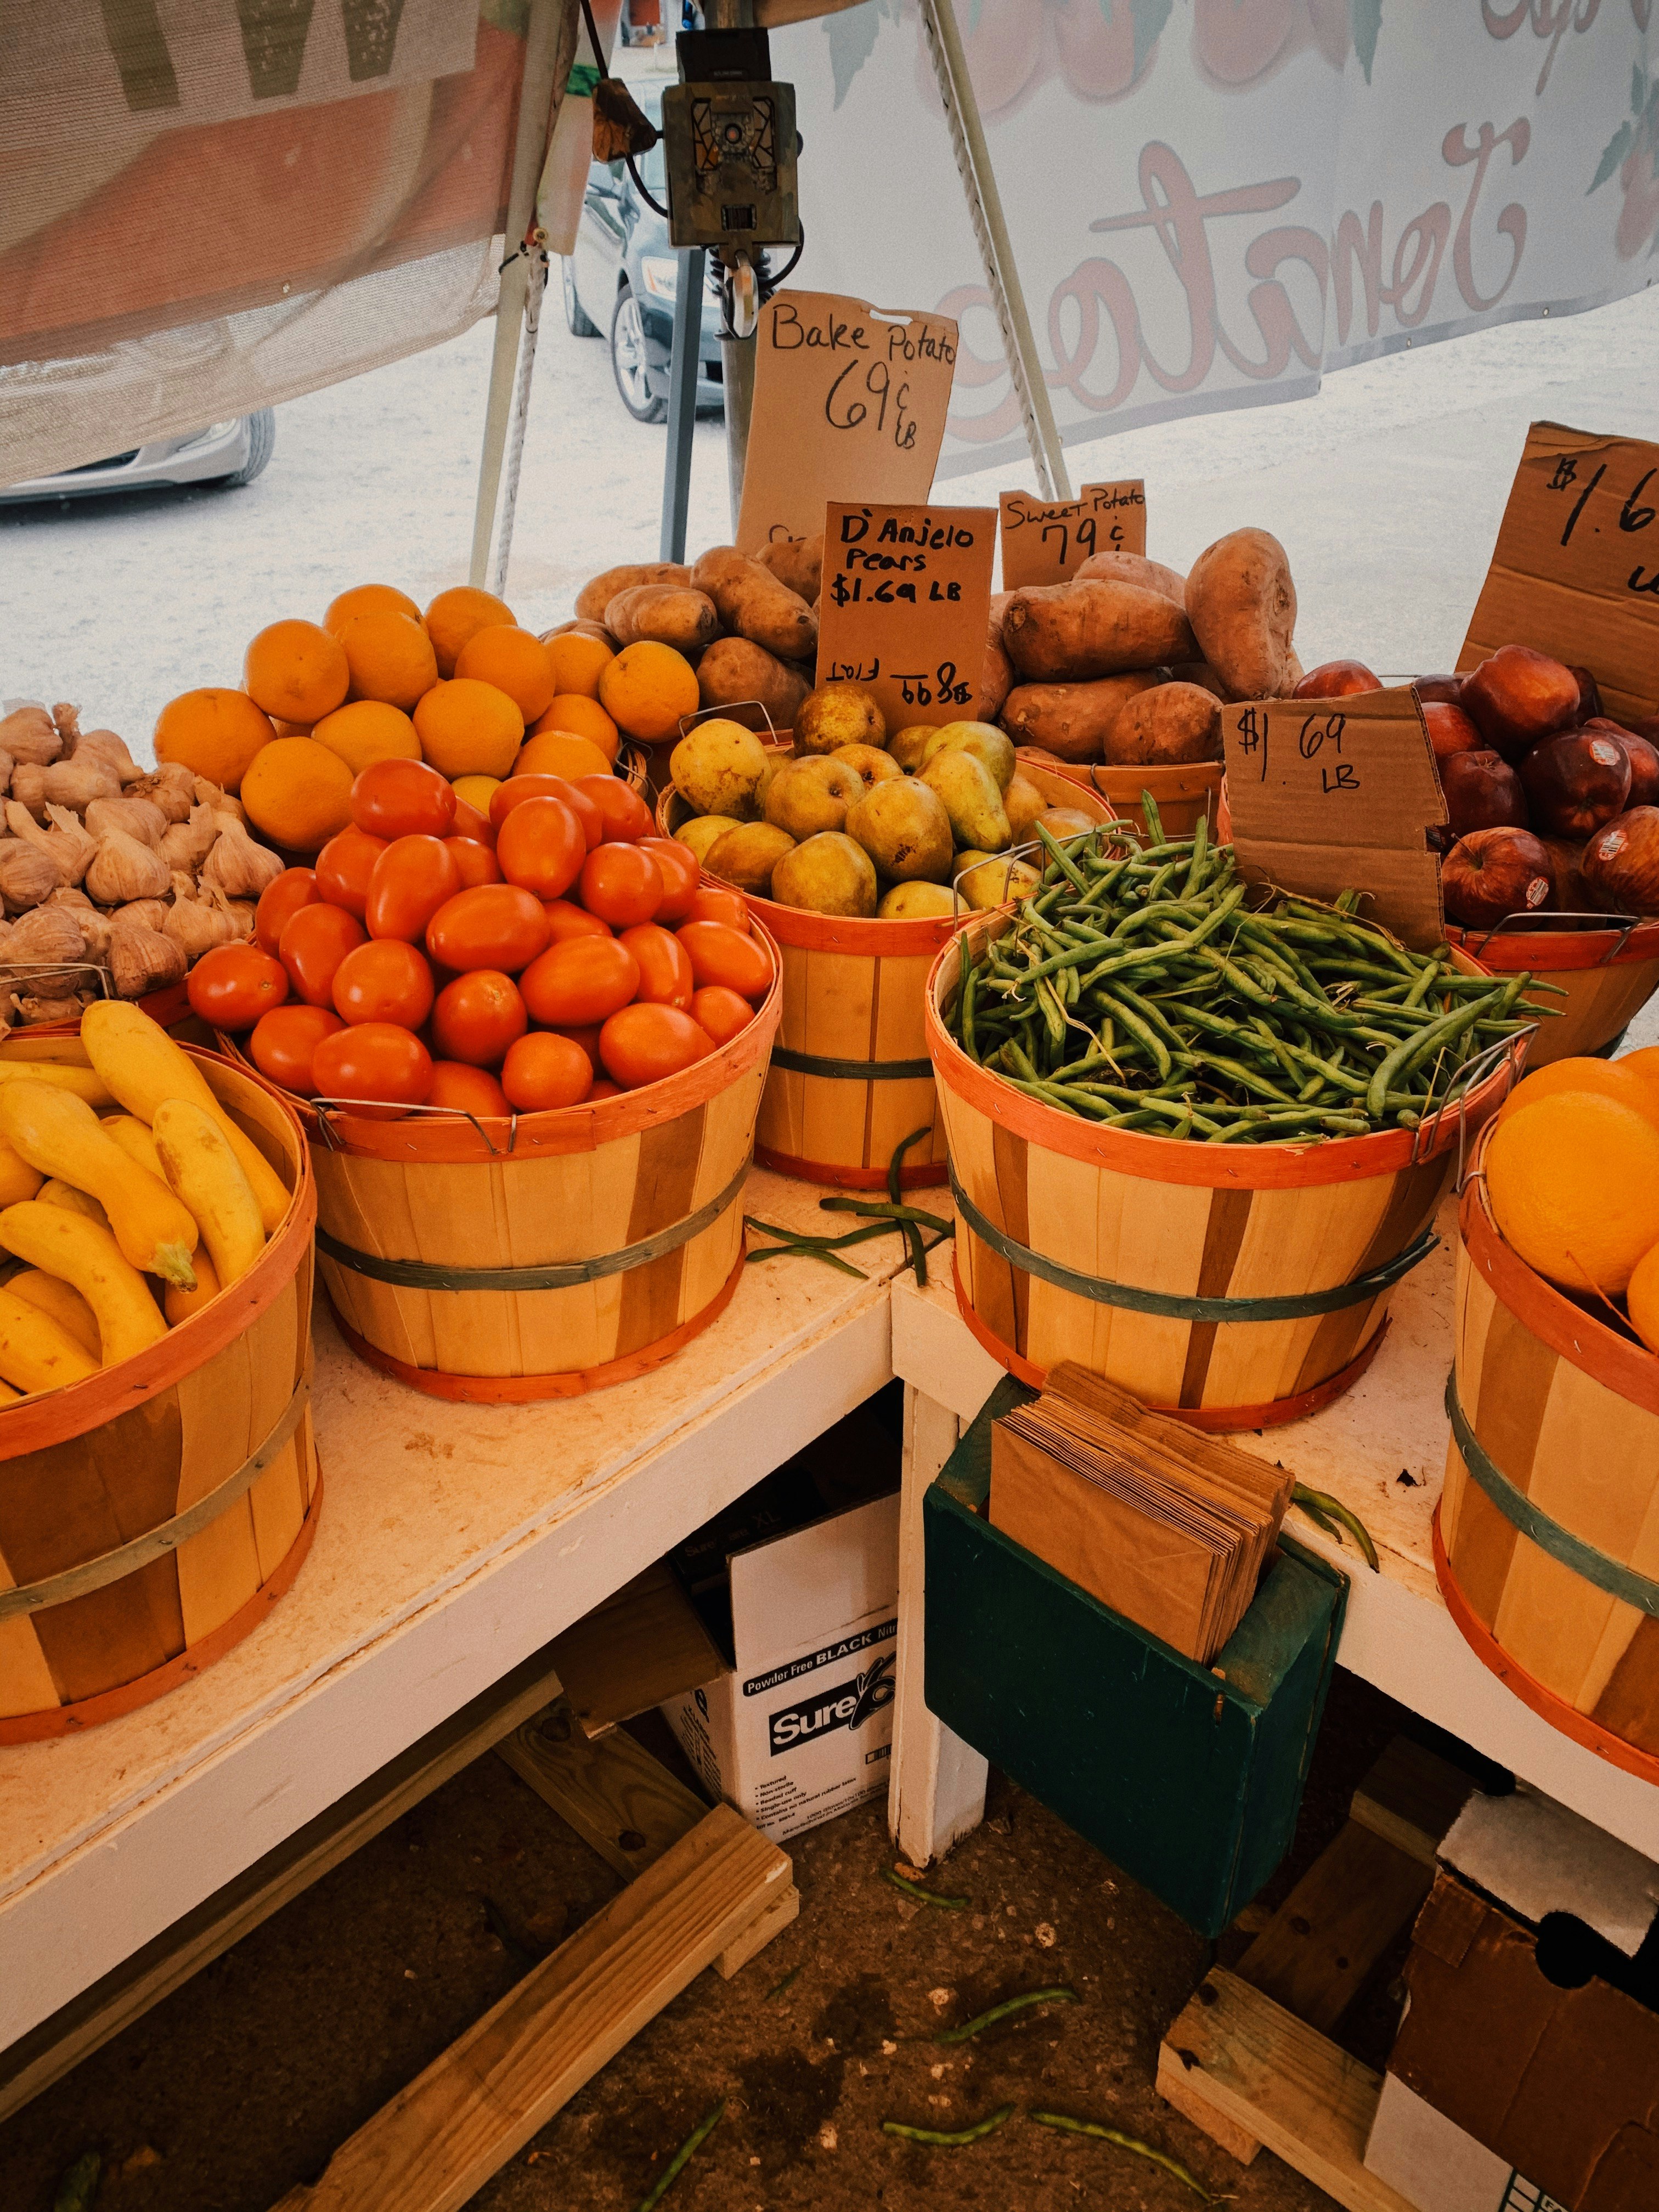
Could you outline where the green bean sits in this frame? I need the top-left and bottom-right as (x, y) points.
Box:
(882, 2104), (1017, 2148)
(1364, 989), (1502, 1120)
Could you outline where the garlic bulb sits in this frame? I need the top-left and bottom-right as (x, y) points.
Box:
(0, 749), (13, 797)
(0, 706), (63, 767)
(1, 905), (87, 968)
(199, 818), (284, 900)
(194, 776), (244, 822)
(129, 765), (196, 822)
(0, 840), (61, 915)
(51, 703), (82, 746)
(42, 758), (121, 814)
(108, 920), (186, 999)
(71, 729), (142, 785)
(8, 765), (46, 820)
(5, 800), (91, 887)
(43, 806), (98, 877)
(16, 994), (87, 1025)
(164, 888), (235, 960)
(160, 804), (220, 873)
(110, 898), (173, 934)
(50, 890), (110, 962)
(85, 830), (171, 906)
(86, 795), (166, 849)
(216, 895), (257, 939)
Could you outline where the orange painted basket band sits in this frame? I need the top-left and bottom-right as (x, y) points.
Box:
(950, 1253), (1390, 1431)
(755, 1144), (947, 1190)
(1446, 918), (1659, 973)
(0, 1468), (323, 1745)
(323, 1246), (746, 1401)
(1434, 1505), (1659, 1787)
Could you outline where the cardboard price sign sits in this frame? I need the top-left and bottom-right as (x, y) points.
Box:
(1222, 687), (1448, 952)
(735, 290), (959, 557)
(998, 482), (1146, 589)
(1460, 420), (1659, 726)
(816, 503), (996, 732)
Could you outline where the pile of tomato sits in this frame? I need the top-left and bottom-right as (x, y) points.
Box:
(187, 758), (772, 1117)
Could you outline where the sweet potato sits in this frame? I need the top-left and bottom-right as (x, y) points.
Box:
(540, 618), (618, 648)
(696, 635), (812, 734)
(575, 561), (690, 624)
(1169, 660), (1225, 699)
(999, 671), (1167, 762)
(1103, 683), (1223, 766)
(1002, 579), (1196, 682)
(980, 619), (1014, 721)
(1074, 550), (1187, 604)
(757, 534), (825, 606)
(605, 583), (720, 654)
(691, 545), (819, 661)
(1184, 529), (1298, 700)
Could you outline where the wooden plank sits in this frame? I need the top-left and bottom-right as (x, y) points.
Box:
(0, 1645), (567, 2128)
(275, 1805), (791, 2212)
(1234, 1821), (1431, 2034)
(1157, 1970), (1415, 2212)
(548, 1562), (723, 1740)
(713, 1881), (800, 1980)
(1155, 2042), (1262, 2165)
(1350, 1736), (1475, 1867)
(496, 1700), (706, 1882)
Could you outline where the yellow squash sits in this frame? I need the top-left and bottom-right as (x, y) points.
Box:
(7, 1268), (101, 1357)
(0, 1061), (114, 1108)
(80, 1002), (290, 1233)
(0, 1283), (99, 1393)
(164, 1246), (221, 1325)
(0, 1083), (198, 1290)
(38, 1178), (110, 1229)
(153, 1099), (265, 1289)
(0, 1136), (42, 1207)
(0, 1203), (169, 1364)
(101, 1114), (165, 1181)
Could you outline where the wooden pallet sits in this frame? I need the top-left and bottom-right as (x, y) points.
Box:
(1156, 1738), (1474, 2211)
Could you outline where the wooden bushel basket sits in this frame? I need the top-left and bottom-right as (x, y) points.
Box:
(1438, 1126), (1659, 1780)
(926, 919), (1522, 1430)
(1015, 749), (1222, 845)
(1445, 913), (1659, 1066)
(262, 929), (781, 1401)
(658, 763), (1112, 1189)
(0, 1041), (317, 1743)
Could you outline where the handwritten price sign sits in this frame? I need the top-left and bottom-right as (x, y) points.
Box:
(998, 482), (1146, 589)
(1460, 420), (1659, 727)
(815, 502), (996, 732)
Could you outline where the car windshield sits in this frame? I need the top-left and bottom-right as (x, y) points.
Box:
(637, 88), (667, 195)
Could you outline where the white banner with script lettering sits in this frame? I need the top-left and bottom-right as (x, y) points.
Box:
(772, 0), (1659, 478)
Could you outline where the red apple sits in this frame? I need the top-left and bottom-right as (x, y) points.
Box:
(1440, 749), (1528, 836)
(1423, 701), (1484, 763)
(1441, 827), (1554, 929)
(1629, 714), (1659, 745)
(1582, 806), (1659, 916)
(1584, 719), (1659, 809)
(1518, 729), (1632, 840)
(1537, 836), (1592, 914)
(1414, 673), (1465, 704)
(1293, 659), (1382, 699)
(1569, 665), (1604, 723)
(1460, 645), (1582, 761)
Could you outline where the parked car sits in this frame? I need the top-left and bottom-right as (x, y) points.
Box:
(0, 412), (275, 503)
(562, 83), (725, 423)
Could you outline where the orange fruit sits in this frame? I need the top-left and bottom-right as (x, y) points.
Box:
(426, 585), (516, 678)
(545, 631), (614, 700)
(154, 687), (275, 792)
(324, 583), (421, 635)
(272, 719), (314, 738)
(452, 774), (504, 816)
(514, 731), (613, 782)
(241, 737), (355, 854)
(244, 618), (350, 725)
(528, 692), (620, 760)
(1627, 1241), (1659, 1352)
(1617, 1045), (1659, 1106)
(1486, 1092), (1659, 1294)
(413, 677), (524, 778)
(311, 698), (421, 776)
(339, 610), (438, 710)
(597, 640), (698, 743)
(1494, 1056), (1659, 1137)
(455, 624), (556, 723)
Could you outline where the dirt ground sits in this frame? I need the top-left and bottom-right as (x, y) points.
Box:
(3, 1669), (1420, 2212)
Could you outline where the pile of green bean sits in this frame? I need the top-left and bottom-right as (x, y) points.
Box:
(945, 802), (1554, 1145)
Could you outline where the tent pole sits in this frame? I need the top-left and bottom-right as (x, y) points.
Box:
(470, 0), (567, 591)
(916, 0), (1070, 501)
(660, 247), (707, 561)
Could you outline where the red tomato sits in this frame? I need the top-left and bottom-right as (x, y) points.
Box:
(431, 969), (527, 1068)
(520, 935), (641, 1027)
(350, 757), (456, 840)
(639, 838), (699, 922)
(331, 938), (435, 1029)
(279, 902), (368, 1008)
(677, 920), (772, 1002)
(311, 1022), (433, 1113)
(186, 943), (289, 1031)
(544, 898), (611, 944)
(496, 796), (586, 901)
(600, 1003), (716, 1091)
(315, 826), (387, 918)
(579, 843), (662, 928)
(500, 1031), (592, 1112)
(425, 884), (550, 974)
(619, 923), (692, 1009)
(492, 774), (603, 850)
(366, 835), (461, 943)
(427, 1061), (510, 1118)
(256, 867), (318, 956)
(450, 795), (495, 845)
(444, 836), (502, 889)
(554, 1023), (603, 1073)
(689, 985), (753, 1046)
(249, 1004), (343, 1096)
(575, 773), (653, 843)
(685, 885), (751, 932)
(587, 1077), (623, 1101)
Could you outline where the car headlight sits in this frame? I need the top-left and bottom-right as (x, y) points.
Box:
(640, 257), (678, 302)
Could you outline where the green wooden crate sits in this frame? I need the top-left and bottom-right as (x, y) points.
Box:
(924, 1378), (1348, 1937)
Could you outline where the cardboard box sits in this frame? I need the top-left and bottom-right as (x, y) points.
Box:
(1365, 2072), (1570, 2212)
(659, 1398), (901, 1845)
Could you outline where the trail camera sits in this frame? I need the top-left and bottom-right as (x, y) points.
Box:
(661, 27), (799, 252)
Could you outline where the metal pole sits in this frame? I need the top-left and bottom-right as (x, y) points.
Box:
(470, 0), (567, 589)
(659, 246), (707, 561)
(704, 0), (758, 541)
(917, 0), (1070, 501)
